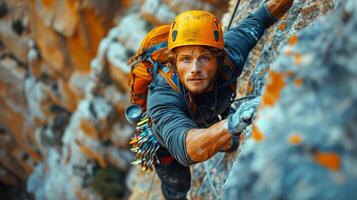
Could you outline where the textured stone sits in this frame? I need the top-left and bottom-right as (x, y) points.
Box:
(28, 0), (121, 76)
(0, 0), (126, 197)
(1, 0), (348, 199)
(163, 0), (213, 13)
(107, 42), (131, 92)
(221, 0), (357, 199)
(0, 0), (29, 61)
(0, 55), (41, 186)
(115, 13), (149, 53)
(140, 0), (176, 25)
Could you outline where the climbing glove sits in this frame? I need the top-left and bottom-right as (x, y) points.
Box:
(227, 97), (261, 136)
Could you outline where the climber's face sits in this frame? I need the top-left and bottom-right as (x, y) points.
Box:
(176, 45), (218, 95)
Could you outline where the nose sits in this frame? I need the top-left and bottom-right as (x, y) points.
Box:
(190, 59), (202, 75)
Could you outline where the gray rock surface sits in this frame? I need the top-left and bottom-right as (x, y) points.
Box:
(1, 0), (355, 199)
(221, 0), (357, 199)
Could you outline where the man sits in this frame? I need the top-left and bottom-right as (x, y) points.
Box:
(147, 0), (294, 199)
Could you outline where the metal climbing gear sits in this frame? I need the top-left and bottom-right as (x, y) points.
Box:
(125, 104), (142, 125)
(130, 112), (160, 171)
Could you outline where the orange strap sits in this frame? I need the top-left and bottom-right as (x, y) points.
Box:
(158, 68), (179, 93)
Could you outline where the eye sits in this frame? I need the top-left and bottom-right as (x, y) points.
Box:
(199, 55), (211, 63)
(180, 56), (191, 63)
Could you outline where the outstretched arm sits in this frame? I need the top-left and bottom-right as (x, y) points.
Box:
(224, 0), (293, 78)
(186, 0), (294, 163)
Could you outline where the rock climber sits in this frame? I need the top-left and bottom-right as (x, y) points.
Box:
(147, 0), (294, 199)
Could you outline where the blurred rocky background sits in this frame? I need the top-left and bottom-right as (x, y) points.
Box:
(0, 0), (355, 199)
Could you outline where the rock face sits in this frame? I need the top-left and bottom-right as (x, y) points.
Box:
(0, 0), (228, 199)
(1, 0), (355, 199)
(0, 1), (41, 195)
(0, 0), (130, 199)
(221, 0), (357, 199)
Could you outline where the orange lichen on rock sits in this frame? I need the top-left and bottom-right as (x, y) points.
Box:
(289, 35), (299, 45)
(284, 50), (303, 65)
(60, 79), (79, 112)
(40, 0), (56, 10)
(252, 125), (265, 142)
(0, 81), (6, 96)
(281, 13), (288, 20)
(314, 151), (341, 172)
(293, 52), (302, 65)
(284, 49), (294, 56)
(294, 79), (303, 87)
(239, 82), (248, 94)
(248, 84), (254, 94)
(261, 70), (286, 107)
(287, 133), (303, 145)
(278, 22), (287, 31)
(80, 119), (99, 140)
(67, 7), (110, 73)
(285, 71), (295, 77)
(28, 1), (66, 73)
(76, 139), (107, 168)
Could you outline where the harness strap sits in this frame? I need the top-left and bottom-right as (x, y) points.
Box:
(158, 68), (179, 93)
(150, 57), (159, 89)
(144, 41), (168, 56)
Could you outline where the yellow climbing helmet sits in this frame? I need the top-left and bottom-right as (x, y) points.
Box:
(168, 10), (224, 50)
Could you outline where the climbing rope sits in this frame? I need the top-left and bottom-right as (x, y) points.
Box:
(146, 172), (156, 200)
(226, 0), (241, 31)
(203, 162), (220, 199)
(234, 95), (258, 103)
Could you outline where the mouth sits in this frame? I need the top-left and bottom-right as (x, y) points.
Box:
(187, 77), (205, 83)
(187, 79), (204, 84)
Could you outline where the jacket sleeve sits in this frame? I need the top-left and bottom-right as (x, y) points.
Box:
(224, 4), (276, 77)
(147, 80), (198, 166)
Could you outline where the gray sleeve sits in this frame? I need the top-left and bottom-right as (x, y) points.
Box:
(147, 81), (198, 166)
(224, 4), (276, 77)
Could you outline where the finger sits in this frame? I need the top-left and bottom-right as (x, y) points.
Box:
(236, 121), (248, 134)
(241, 108), (255, 122)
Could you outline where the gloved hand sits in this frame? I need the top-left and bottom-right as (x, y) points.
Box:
(266, 0), (294, 20)
(227, 97), (261, 136)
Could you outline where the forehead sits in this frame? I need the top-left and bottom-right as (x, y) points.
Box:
(176, 45), (211, 55)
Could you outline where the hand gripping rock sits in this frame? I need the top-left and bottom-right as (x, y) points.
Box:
(227, 97), (261, 136)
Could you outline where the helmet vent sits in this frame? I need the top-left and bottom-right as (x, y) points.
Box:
(214, 31), (219, 42)
(171, 21), (176, 30)
(214, 20), (219, 29)
(172, 30), (178, 42)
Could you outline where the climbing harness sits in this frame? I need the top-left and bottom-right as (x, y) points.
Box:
(130, 112), (160, 171)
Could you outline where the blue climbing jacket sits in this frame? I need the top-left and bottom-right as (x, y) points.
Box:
(147, 4), (276, 166)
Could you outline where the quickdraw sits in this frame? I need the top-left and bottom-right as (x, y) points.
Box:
(130, 112), (160, 171)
